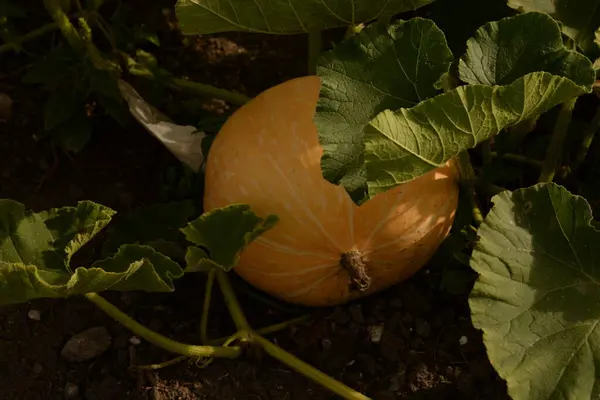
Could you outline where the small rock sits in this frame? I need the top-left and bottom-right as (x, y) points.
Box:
(61, 326), (112, 362)
(128, 336), (141, 346)
(367, 324), (385, 343)
(459, 335), (468, 345)
(348, 303), (365, 324)
(32, 362), (43, 374)
(321, 338), (332, 350)
(415, 318), (431, 338)
(27, 309), (41, 321)
(64, 382), (79, 399)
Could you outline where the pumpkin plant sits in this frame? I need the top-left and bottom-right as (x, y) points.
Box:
(2, 0), (600, 399)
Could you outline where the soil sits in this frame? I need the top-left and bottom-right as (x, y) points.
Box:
(0, 2), (510, 399)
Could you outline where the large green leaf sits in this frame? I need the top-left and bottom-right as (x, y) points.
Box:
(459, 12), (594, 86)
(315, 18), (453, 202)
(174, 0), (433, 35)
(182, 204), (278, 272)
(507, 0), (600, 58)
(363, 71), (593, 197)
(0, 200), (184, 305)
(468, 183), (600, 400)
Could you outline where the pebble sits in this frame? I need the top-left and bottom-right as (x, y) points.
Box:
(64, 382), (79, 399)
(367, 324), (385, 343)
(27, 309), (41, 321)
(61, 326), (112, 362)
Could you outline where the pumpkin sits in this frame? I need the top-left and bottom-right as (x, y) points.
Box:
(203, 76), (460, 307)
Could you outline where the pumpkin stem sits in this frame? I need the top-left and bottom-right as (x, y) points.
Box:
(340, 250), (371, 292)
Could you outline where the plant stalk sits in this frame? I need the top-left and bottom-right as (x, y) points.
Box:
(307, 30), (322, 75)
(208, 315), (311, 346)
(344, 24), (364, 40)
(215, 270), (252, 332)
(84, 292), (241, 359)
(0, 22), (59, 54)
(564, 103), (600, 177)
(200, 269), (215, 344)
(128, 66), (250, 106)
(43, 0), (251, 106)
(491, 152), (542, 168)
(251, 333), (371, 400)
(538, 97), (577, 183)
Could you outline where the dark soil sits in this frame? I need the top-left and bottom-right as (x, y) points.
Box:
(0, 3), (509, 399)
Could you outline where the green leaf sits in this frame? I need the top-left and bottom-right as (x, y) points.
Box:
(363, 71), (593, 198)
(102, 200), (197, 257)
(174, 0), (433, 35)
(468, 182), (600, 400)
(0, 200), (115, 269)
(315, 18), (453, 202)
(459, 12), (594, 86)
(507, 0), (600, 58)
(181, 204), (278, 272)
(0, 201), (184, 305)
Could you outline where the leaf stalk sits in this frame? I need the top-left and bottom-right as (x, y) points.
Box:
(214, 270), (370, 399)
(563, 103), (600, 177)
(539, 97), (577, 183)
(84, 292), (242, 359)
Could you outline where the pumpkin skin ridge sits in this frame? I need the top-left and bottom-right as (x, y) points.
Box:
(203, 75), (460, 307)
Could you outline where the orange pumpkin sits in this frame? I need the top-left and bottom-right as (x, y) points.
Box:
(203, 76), (460, 307)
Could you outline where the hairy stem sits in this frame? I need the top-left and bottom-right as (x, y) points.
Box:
(215, 270), (252, 333)
(252, 333), (371, 400)
(308, 30), (322, 75)
(0, 22), (59, 54)
(539, 97), (577, 183)
(200, 269), (215, 344)
(491, 152), (542, 168)
(44, 0), (251, 106)
(565, 103), (600, 177)
(344, 24), (364, 40)
(457, 151), (483, 226)
(128, 66), (250, 106)
(208, 315), (311, 346)
(84, 293), (241, 359)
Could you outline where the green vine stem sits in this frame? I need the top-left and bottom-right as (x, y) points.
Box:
(42, 0), (250, 106)
(84, 293), (242, 359)
(491, 151), (542, 168)
(128, 66), (250, 106)
(538, 97), (577, 183)
(457, 151), (484, 226)
(208, 315), (311, 346)
(308, 30), (322, 75)
(563, 103), (600, 177)
(214, 270), (370, 399)
(0, 22), (59, 54)
(344, 24), (364, 40)
(200, 269), (215, 344)
(252, 333), (371, 400)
